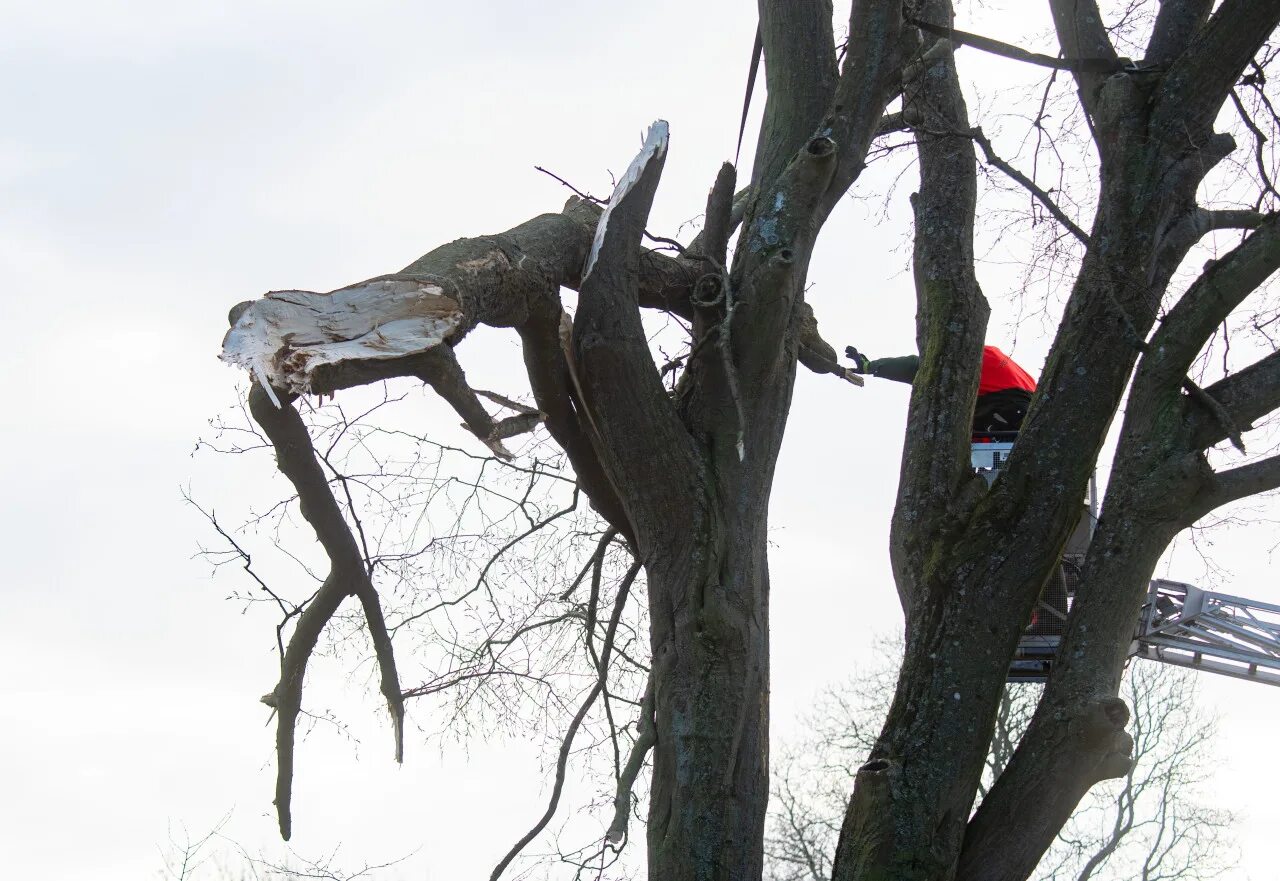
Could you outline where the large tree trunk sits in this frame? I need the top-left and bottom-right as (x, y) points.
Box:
(832, 4), (1280, 880)
(647, 509), (772, 881)
(835, 5), (1157, 878)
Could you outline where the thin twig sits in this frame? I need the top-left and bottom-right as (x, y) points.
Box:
(489, 560), (643, 881)
(967, 125), (1089, 243)
(534, 165), (605, 204)
(606, 672), (656, 844)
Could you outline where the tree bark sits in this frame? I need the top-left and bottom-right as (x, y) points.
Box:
(646, 509), (772, 881)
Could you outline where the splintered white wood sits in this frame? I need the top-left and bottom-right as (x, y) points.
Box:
(221, 278), (464, 405)
(584, 120), (670, 280)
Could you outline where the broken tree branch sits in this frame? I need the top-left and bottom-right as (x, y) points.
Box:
(573, 122), (704, 544)
(518, 299), (633, 542)
(415, 344), (523, 460)
(222, 193), (849, 408)
(687, 184), (753, 259)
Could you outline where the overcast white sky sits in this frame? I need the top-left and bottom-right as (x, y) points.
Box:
(1, 2), (1276, 879)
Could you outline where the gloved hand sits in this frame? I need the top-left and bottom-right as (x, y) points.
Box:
(844, 345), (872, 374)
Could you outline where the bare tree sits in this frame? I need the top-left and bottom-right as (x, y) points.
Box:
(193, 386), (653, 878)
(765, 646), (1234, 881)
(158, 816), (231, 881)
(157, 822), (410, 881)
(208, 2), (1280, 880)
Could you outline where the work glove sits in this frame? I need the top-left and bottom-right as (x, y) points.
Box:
(844, 345), (872, 374)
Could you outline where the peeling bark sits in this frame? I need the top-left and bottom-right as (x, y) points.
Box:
(223, 279), (465, 404)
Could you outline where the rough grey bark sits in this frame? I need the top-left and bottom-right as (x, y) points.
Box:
(831, 2), (1280, 881)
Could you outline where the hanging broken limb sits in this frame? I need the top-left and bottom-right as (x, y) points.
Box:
(247, 384), (405, 841)
(196, 378), (645, 850)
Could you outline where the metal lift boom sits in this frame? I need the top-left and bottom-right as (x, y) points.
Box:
(967, 432), (1280, 686)
(1132, 579), (1280, 687)
(972, 435), (1280, 687)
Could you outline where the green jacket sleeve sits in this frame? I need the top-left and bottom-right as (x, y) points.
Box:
(869, 355), (919, 385)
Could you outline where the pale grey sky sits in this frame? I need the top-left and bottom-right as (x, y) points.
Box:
(1, 2), (1274, 879)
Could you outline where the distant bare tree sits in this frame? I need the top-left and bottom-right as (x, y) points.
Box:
(765, 646), (1234, 881)
(156, 812), (413, 881)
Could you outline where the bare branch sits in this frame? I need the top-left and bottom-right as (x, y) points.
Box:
(875, 111), (907, 137)
(1151, 208), (1268, 285)
(1153, 0), (1280, 140)
(517, 301), (632, 540)
(817, 0), (907, 218)
(606, 671), (655, 845)
(489, 559), (642, 881)
(968, 124), (1089, 243)
(415, 344), (523, 459)
(474, 388), (539, 416)
(797, 300), (866, 386)
(909, 15), (1127, 74)
(392, 485), (580, 636)
(751, 0), (839, 194)
(1181, 378), (1246, 453)
(247, 385), (404, 841)
(1140, 214), (1280, 393)
(1192, 349), (1280, 449)
(1048, 0), (1120, 116)
(1229, 89), (1280, 206)
(534, 164), (606, 204)
(958, 698), (1134, 881)
(573, 123), (705, 544)
(891, 35), (988, 603)
(1145, 0), (1213, 68)
(185, 492), (296, 626)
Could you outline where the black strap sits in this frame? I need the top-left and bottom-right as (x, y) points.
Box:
(736, 25), (764, 167)
(907, 16), (1144, 75)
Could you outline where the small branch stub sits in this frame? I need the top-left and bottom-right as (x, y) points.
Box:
(584, 121), (671, 281)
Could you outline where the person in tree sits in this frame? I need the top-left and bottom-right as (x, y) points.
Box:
(845, 344), (1037, 433)
(848, 342), (1072, 637)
